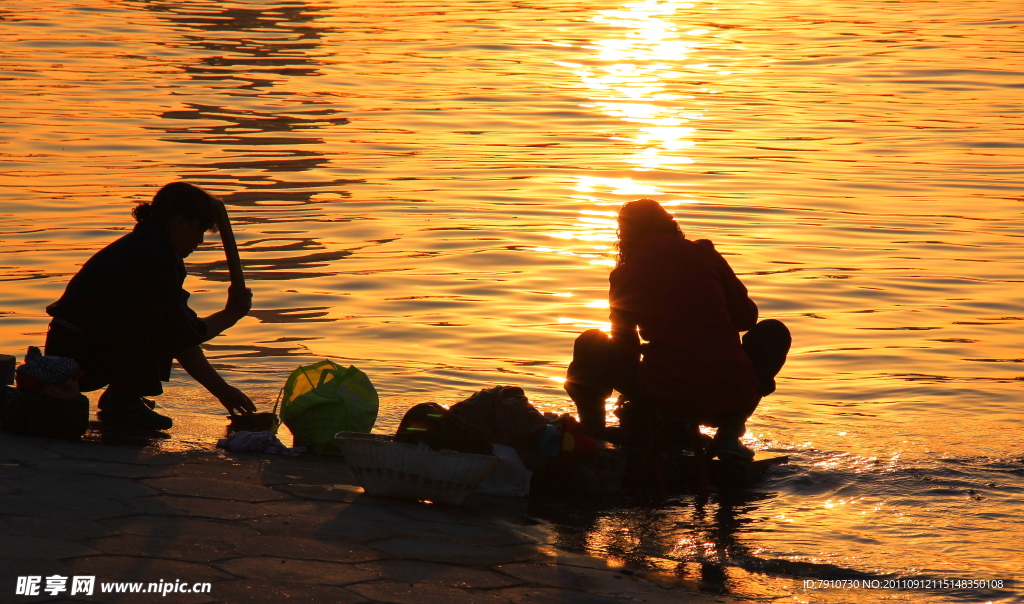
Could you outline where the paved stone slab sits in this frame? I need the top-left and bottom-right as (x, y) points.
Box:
(539, 549), (631, 571)
(100, 516), (260, 541)
(215, 556), (377, 585)
(0, 433), (64, 462)
(62, 555), (233, 584)
(244, 514), (395, 543)
(233, 535), (382, 563)
(255, 453), (356, 483)
(389, 501), (494, 524)
(0, 516), (115, 541)
(68, 592), (216, 604)
(401, 521), (531, 547)
(371, 538), (532, 566)
(337, 500), (455, 526)
(355, 560), (522, 589)
(0, 460), (37, 478)
(251, 469), (296, 486)
(387, 499), (535, 537)
(32, 458), (166, 479)
(499, 544), (556, 564)
(150, 456), (272, 484)
(274, 483), (364, 502)
(16, 472), (159, 500)
(494, 586), (621, 604)
(258, 498), (411, 526)
(209, 580), (368, 604)
(83, 534), (240, 563)
(0, 432), (750, 604)
(36, 439), (186, 465)
(496, 563), (679, 598)
(497, 562), (594, 590)
(0, 535), (100, 560)
(126, 494), (279, 520)
(142, 476), (291, 502)
(258, 466), (357, 487)
(605, 582), (736, 604)
(257, 498), (355, 517)
(348, 580), (512, 604)
(0, 494), (137, 521)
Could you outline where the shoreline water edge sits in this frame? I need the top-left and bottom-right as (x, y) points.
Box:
(0, 411), (771, 604)
(2, 400), (1016, 603)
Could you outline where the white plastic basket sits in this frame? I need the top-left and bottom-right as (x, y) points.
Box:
(335, 432), (500, 505)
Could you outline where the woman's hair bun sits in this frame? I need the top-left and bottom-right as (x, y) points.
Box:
(130, 182), (218, 232)
(132, 202), (156, 222)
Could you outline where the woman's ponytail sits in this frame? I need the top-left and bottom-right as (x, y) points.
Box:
(131, 182), (218, 231)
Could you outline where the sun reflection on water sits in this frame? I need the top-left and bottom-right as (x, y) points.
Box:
(557, 0), (717, 291)
(581, 0), (705, 170)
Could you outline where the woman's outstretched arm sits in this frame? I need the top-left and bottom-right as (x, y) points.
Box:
(202, 284), (253, 340)
(176, 345), (256, 415)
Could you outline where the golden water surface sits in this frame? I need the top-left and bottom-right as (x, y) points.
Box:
(1, 0), (1021, 600)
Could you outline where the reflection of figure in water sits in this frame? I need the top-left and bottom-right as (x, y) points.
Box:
(565, 199), (790, 459)
(534, 490), (767, 592)
(45, 182), (257, 430)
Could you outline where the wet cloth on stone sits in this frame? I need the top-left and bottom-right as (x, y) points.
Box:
(217, 430), (306, 456)
(15, 346), (81, 392)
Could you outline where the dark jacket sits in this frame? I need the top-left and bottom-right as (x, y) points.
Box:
(46, 220), (207, 356)
(609, 233), (759, 422)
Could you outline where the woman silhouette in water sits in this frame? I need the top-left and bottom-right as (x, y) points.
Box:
(565, 199), (790, 459)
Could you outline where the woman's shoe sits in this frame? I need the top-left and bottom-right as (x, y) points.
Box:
(713, 423), (755, 461)
(98, 391), (172, 431)
(716, 437), (755, 461)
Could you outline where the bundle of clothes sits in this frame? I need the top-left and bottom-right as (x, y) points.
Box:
(0, 346), (90, 440)
(392, 385), (608, 496)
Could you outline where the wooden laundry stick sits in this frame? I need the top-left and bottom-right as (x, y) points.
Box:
(210, 198), (246, 290)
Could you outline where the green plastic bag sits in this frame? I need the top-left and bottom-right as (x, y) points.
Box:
(279, 361), (379, 455)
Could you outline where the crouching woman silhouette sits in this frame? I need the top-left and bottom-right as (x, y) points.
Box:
(565, 199), (790, 460)
(45, 182), (256, 430)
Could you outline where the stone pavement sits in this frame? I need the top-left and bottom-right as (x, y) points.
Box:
(0, 419), (797, 603)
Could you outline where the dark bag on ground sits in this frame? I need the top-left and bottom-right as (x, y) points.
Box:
(0, 385), (89, 440)
(394, 402), (492, 455)
(448, 385), (547, 446)
(447, 385), (554, 468)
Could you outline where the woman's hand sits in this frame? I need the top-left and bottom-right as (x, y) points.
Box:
(216, 385), (257, 416)
(201, 286), (251, 339)
(177, 346), (257, 415)
(225, 284), (253, 320)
